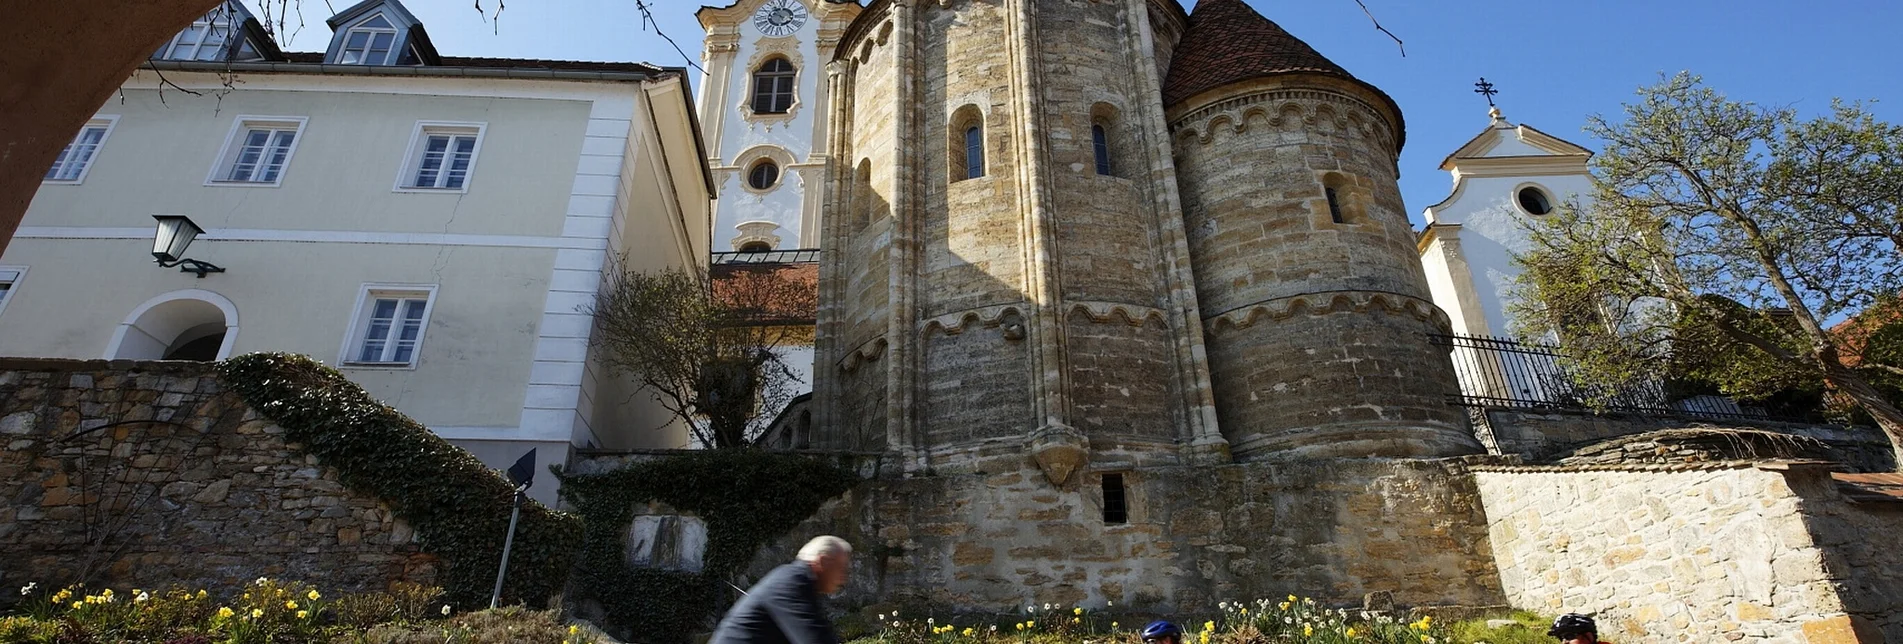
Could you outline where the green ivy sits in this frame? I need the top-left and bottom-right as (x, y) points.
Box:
(216, 353), (582, 611)
(557, 449), (859, 642)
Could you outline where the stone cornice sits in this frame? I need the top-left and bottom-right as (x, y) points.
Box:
(1203, 291), (1451, 336)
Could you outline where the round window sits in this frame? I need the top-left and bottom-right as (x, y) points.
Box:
(748, 160), (781, 190)
(1517, 186), (1554, 215)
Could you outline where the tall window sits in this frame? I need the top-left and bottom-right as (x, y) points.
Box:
(400, 123), (483, 191)
(963, 125), (985, 180)
(1325, 187), (1344, 224)
(1092, 124), (1112, 176)
(345, 287), (435, 366)
(1101, 473), (1128, 524)
(45, 119), (114, 183)
(211, 118), (304, 185)
(339, 14), (398, 65)
(751, 58), (797, 114)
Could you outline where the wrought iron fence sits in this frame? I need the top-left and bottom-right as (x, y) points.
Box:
(1428, 333), (1777, 421)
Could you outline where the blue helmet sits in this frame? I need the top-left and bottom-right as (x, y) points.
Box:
(1141, 621), (1183, 642)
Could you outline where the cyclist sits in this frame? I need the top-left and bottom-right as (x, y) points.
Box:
(1141, 621), (1184, 644)
(1547, 613), (1607, 644)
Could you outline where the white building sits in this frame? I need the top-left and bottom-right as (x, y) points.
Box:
(3, 0), (715, 503)
(1417, 107), (1594, 404)
(695, 0), (861, 251)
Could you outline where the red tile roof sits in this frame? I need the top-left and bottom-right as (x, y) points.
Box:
(1161, 0), (1405, 149)
(1834, 472), (1903, 504)
(1162, 0), (1351, 107)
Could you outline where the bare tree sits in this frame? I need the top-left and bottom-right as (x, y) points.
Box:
(1512, 73), (1903, 470)
(589, 261), (815, 448)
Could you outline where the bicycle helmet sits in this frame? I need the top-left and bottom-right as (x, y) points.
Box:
(1547, 613), (1597, 638)
(1141, 621), (1183, 642)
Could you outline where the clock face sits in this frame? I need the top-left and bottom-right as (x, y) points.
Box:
(752, 0), (807, 37)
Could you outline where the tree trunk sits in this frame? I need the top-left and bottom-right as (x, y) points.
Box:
(1819, 361), (1903, 472)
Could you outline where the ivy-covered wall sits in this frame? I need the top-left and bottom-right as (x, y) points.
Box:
(0, 355), (581, 611)
(558, 450), (860, 641)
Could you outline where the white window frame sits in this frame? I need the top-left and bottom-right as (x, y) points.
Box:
(205, 115), (308, 188)
(160, 5), (239, 61)
(393, 121), (487, 193)
(337, 283), (439, 369)
(0, 266), (26, 322)
(338, 12), (400, 65)
(43, 116), (119, 185)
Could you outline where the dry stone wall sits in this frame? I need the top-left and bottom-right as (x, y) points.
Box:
(1472, 463), (1890, 643)
(1475, 407), (1895, 471)
(0, 359), (432, 596)
(751, 457), (1505, 614)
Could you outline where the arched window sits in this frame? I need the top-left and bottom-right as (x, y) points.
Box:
(963, 126), (985, 180)
(1321, 172), (1354, 225)
(851, 159), (873, 227)
(751, 58), (797, 114)
(1091, 124), (1112, 176)
(748, 160), (780, 190)
(1325, 187), (1344, 224)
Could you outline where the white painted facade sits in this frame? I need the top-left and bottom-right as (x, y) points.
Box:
(1418, 108), (1594, 403)
(1419, 109), (1595, 339)
(4, 61), (713, 503)
(696, 0), (861, 251)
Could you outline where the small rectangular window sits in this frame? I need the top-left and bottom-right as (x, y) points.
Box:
(0, 268), (21, 320)
(398, 123), (485, 192)
(44, 118), (116, 184)
(964, 126), (986, 180)
(209, 116), (306, 187)
(1101, 473), (1128, 524)
(1092, 124), (1113, 176)
(1325, 187), (1344, 224)
(342, 285), (436, 367)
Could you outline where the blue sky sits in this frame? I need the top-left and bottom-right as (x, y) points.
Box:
(276, 0), (1903, 225)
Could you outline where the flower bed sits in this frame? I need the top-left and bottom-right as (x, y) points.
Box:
(1, 577), (604, 643)
(844, 599), (1554, 644)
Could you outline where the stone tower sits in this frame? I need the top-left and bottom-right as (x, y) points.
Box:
(811, 0), (1478, 479)
(812, 0), (1226, 482)
(1163, 0), (1478, 459)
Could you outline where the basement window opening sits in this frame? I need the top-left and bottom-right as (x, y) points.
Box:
(1101, 473), (1128, 525)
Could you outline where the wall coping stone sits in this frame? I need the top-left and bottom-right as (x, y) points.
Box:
(1467, 459), (1840, 474)
(0, 356), (218, 373)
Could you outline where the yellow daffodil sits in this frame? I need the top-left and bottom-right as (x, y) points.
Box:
(296, 610), (309, 619)
(285, 600), (298, 610)
(963, 627), (976, 637)
(307, 589), (321, 601)
(218, 607), (234, 618)
(1240, 608), (1248, 615)
(1203, 621), (1215, 632)
(1015, 623), (1024, 631)
(71, 601), (82, 609)
(1287, 594), (1297, 602)
(1346, 627), (1357, 637)
(251, 609), (264, 619)
(1027, 620), (1035, 628)
(52, 589), (71, 603)
(196, 589), (209, 600)
(1304, 625), (1314, 637)
(1111, 622), (1119, 630)
(1199, 632), (1209, 644)
(1074, 607), (1083, 616)
(1071, 617), (1080, 624)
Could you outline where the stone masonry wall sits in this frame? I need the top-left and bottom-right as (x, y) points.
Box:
(1783, 469), (1903, 639)
(751, 457), (1505, 614)
(0, 359), (432, 596)
(1472, 463), (1883, 643)
(1476, 407), (1896, 471)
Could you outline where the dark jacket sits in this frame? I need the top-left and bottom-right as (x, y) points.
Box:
(708, 562), (839, 644)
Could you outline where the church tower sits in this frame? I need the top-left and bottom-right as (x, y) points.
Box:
(696, 0), (862, 251)
(1165, 0), (1479, 458)
(812, 0), (1226, 482)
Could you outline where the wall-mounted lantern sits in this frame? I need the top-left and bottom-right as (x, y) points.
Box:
(151, 215), (226, 278)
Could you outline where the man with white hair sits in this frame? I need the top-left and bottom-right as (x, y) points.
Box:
(708, 535), (853, 644)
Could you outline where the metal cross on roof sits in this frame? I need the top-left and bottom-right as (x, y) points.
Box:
(1474, 77), (1499, 108)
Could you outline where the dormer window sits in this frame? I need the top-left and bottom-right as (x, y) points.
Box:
(339, 14), (399, 65)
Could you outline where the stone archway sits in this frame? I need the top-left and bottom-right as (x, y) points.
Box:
(106, 289), (239, 361)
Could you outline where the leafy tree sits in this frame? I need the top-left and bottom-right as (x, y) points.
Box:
(1511, 73), (1903, 469)
(589, 262), (815, 448)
